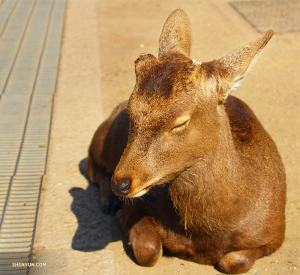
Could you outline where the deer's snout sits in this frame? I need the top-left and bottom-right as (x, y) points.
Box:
(110, 178), (131, 197)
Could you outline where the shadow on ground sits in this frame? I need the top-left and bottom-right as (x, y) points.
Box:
(69, 158), (124, 252)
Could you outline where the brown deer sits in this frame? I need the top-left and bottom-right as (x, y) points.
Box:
(87, 9), (286, 274)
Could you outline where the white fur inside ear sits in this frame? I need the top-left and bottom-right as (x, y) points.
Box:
(229, 47), (264, 93)
(192, 59), (202, 66)
(229, 75), (245, 93)
(245, 47), (263, 75)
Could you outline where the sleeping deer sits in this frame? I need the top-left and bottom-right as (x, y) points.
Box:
(87, 9), (286, 274)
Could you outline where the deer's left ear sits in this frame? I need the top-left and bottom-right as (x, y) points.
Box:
(216, 30), (273, 102)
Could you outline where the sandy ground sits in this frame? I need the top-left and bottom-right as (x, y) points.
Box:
(31, 0), (300, 274)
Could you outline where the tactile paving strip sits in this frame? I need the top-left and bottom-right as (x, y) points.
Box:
(0, 0), (66, 274)
(230, 0), (300, 33)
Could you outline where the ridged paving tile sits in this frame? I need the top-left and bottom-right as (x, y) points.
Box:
(0, 0), (66, 273)
(231, 0), (300, 33)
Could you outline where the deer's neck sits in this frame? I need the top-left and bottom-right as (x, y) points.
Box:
(169, 112), (244, 233)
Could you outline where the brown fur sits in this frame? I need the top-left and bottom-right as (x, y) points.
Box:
(87, 9), (286, 274)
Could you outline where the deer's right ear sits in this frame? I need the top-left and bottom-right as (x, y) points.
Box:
(158, 9), (192, 60)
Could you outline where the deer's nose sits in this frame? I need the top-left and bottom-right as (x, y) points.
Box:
(111, 178), (131, 197)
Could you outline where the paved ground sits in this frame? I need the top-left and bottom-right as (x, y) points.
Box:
(17, 0), (300, 274)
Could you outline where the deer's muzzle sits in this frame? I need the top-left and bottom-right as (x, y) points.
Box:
(111, 178), (131, 197)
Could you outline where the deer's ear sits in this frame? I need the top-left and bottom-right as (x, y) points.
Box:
(158, 9), (192, 60)
(216, 30), (273, 102)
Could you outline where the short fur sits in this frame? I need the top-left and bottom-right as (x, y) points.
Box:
(87, 9), (286, 274)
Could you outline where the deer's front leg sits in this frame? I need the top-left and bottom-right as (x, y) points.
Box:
(98, 170), (121, 215)
(86, 157), (120, 214)
(116, 206), (162, 267)
(129, 215), (162, 266)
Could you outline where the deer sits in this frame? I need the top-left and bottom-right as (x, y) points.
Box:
(86, 9), (286, 274)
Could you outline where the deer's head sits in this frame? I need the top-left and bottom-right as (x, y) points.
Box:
(111, 9), (273, 198)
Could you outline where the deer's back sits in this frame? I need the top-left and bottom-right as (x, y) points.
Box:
(88, 101), (129, 173)
(225, 95), (285, 187)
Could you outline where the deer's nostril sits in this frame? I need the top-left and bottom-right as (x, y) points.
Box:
(110, 178), (131, 197)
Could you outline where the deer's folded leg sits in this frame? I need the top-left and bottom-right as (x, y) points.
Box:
(128, 215), (163, 267)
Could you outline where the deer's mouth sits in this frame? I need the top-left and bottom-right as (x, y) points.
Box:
(131, 187), (149, 198)
(128, 176), (163, 198)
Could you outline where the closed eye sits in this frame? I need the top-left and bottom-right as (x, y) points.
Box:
(171, 117), (190, 133)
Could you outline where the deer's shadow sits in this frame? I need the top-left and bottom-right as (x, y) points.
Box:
(69, 158), (125, 252)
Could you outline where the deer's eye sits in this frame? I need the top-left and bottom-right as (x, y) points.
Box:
(171, 117), (190, 133)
